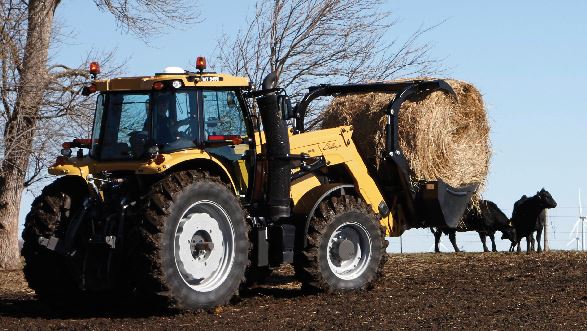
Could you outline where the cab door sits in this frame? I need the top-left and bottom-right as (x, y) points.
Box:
(200, 89), (253, 196)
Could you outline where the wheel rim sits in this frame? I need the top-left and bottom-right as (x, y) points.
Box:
(326, 222), (372, 280)
(174, 200), (235, 292)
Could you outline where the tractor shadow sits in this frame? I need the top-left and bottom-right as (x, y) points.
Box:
(0, 266), (309, 319)
(0, 294), (178, 319)
(0, 269), (311, 320)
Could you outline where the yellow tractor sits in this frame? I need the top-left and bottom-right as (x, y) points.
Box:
(22, 58), (475, 309)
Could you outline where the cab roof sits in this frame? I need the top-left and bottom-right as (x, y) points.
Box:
(93, 72), (251, 92)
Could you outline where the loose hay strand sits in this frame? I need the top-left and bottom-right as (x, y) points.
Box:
(321, 79), (491, 200)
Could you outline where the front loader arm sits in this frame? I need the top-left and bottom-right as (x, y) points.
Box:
(294, 80), (456, 134)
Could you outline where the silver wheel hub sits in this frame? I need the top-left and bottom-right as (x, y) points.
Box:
(174, 201), (235, 292)
(190, 232), (214, 259)
(327, 222), (372, 280)
(337, 239), (356, 261)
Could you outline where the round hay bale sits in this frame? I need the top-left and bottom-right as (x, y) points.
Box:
(321, 79), (491, 191)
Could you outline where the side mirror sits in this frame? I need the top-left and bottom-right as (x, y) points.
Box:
(278, 95), (294, 120)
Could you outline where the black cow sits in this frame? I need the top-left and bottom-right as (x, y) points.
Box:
(508, 189), (557, 253)
(431, 200), (516, 252)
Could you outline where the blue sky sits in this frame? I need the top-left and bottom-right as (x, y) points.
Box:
(384, 1), (587, 250)
(20, 0), (587, 252)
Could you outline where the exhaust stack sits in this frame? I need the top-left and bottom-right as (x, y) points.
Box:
(256, 72), (291, 221)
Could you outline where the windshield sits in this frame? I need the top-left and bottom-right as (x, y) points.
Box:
(152, 90), (198, 153)
(91, 90), (199, 160)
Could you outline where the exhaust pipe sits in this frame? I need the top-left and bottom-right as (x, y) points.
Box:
(256, 72), (291, 221)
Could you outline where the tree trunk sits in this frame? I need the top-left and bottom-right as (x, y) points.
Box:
(0, 0), (60, 270)
(0, 173), (24, 270)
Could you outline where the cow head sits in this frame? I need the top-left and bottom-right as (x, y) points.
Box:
(501, 226), (516, 243)
(537, 188), (557, 209)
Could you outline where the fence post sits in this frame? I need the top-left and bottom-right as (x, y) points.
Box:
(544, 209), (549, 251)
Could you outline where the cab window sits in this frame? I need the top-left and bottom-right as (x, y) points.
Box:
(154, 90), (198, 153)
(100, 93), (149, 160)
(202, 90), (247, 138)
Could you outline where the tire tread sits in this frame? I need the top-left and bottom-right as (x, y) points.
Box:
(294, 195), (388, 292)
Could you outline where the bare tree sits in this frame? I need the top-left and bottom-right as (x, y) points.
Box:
(25, 51), (125, 188)
(0, 0), (199, 270)
(216, 0), (442, 104)
(93, 0), (201, 41)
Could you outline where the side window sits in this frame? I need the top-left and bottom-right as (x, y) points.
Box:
(91, 94), (105, 157)
(116, 94), (149, 142)
(202, 90), (246, 139)
(101, 93), (149, 160)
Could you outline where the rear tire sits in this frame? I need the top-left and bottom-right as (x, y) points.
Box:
(21, 176), (89, 307)
(295, 195), (387, 292)
(134, 171), (249, 309)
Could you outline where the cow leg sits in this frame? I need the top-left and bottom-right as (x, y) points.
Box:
(488, 232), (497, 252)
(536, 227), (543, 253)
(431, 228), (442, 253)
(517, 239), (522, 253)
(448, 230), (460, 252)
(479, 232), (489, 252)
(526, 235), (534, 253)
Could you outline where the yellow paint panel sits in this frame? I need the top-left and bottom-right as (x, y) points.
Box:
(94, 73), (249, 92)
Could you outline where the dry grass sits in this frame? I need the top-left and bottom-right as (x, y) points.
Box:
(322, 79), (491, 197)
(0, 268), (33, 296)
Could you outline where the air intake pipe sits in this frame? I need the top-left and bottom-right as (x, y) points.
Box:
(256, 72), (291, 221)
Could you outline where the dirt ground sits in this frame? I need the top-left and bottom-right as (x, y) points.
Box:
(1, 252), (587, 330)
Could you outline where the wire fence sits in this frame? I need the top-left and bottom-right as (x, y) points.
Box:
(386, 206), (587, 253)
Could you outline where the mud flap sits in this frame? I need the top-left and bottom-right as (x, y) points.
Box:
(415, 179), (478, 229)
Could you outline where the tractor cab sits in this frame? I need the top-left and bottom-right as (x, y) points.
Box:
(54, 58), (257, 197)
(89, 85), (249, 160)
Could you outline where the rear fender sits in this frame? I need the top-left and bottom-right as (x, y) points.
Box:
(166, 156), (239, 194)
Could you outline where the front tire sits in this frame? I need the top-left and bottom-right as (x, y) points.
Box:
(295, 195), (387, 292)
(134, 171), (249, 309)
